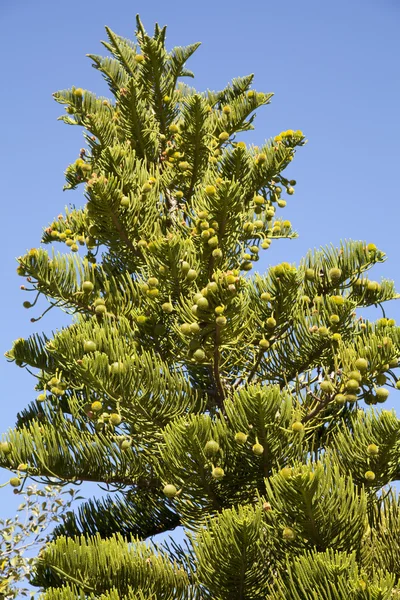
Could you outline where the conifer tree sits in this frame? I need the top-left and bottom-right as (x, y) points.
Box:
(2, 16), (400, 599)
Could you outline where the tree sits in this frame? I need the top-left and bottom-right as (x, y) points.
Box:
(1, 14), (400, 599)
(0, 484), (77, 599)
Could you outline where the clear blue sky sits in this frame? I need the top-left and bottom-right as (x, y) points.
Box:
(1, 0), (400, 549)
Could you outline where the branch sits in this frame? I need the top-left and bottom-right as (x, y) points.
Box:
(303, 391), (334, 423)
(164, 188), (179, 225)
(233, 349), (263, 390)
(213, 326), (225, 410)
(109, 210), (140, 257)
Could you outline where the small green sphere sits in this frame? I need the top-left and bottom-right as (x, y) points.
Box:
(282, 527), (296, 541)
(197, 297), (209, 310)
(259, 339), (270, 350)
(23, 301), (32, 309)
(257, 153), (267, 163)
(208, 236), (219, 248)
(162, 302), (173, 314)
(318, 327), (330, 337)
(205, 185), (217, 196)
(109, 413), (122, 426)
(37, 393), (47, 402)
(291, 421), (304, 433)
(95, 304), (107, 316)
(211, 467), (225, 479)
(365, 470), (376, 481)
(252, 443), (264, 456)
(91, 401), (103, 412)
(9, 477), (21, 488)
(207, 281), (218, 293)
(193, 348), (206, 362)
(204, 440), (220, 455)
(367, 281), (379, 292)
(241, 261), (253, 271)
(376, 374), (387, 386)
(280, 467), (292, 479)
(147, 277), (159, 288)
(266, 317), (276, 329)
(84, 340), (97, 353)
(260, 292), (271, 302)
(355, 358), (368, 372)
(190, 322), (200, 334)
(305, 268), (315, 281)
(147, 288), (159, 299)
(163, 484), (178, 498)
(329, 267), (342, 282)
(218, 131), (230, 142)
(396, 381), (400, 390)
(375, 387), (389, 402)
(367, 444), (379, 456)
(181, 261), (190, 275)
(0, 442), (11, 454)
(82, 281), (94, 293)
(216, 316), (227, 328)
(186, 269), (198, 282)
(109, 362), (124, 375)
(331, 295), (345, 306)
(344, 394), (358, 403)
(120, 439), (131, 451)
(234, 432), (248, 445)
(320, 380), (334, 393)
(329, 314), (340, 324)
(335, 393), (346, 405)
(348, 371), (362, 383)
(180, 323), (191, 336)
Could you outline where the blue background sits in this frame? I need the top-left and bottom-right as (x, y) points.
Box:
(1, 0), (399, 562)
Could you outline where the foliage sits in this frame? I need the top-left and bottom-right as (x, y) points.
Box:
(0, 485), (77, 599)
